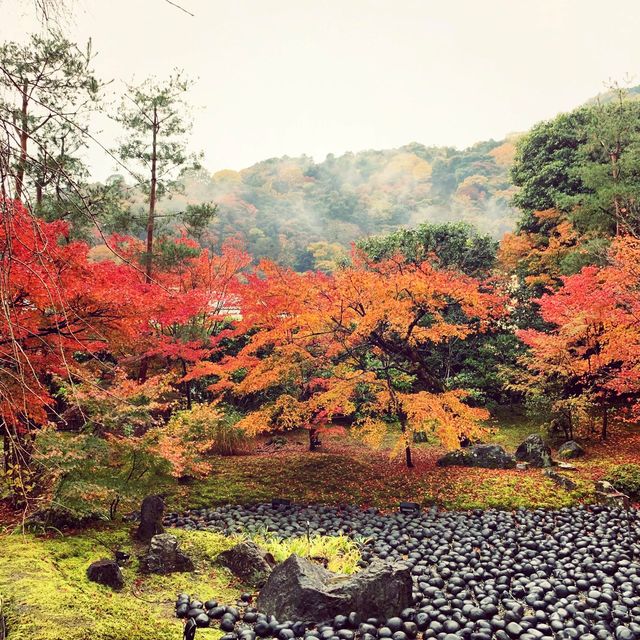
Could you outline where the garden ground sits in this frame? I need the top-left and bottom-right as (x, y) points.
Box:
(171, 416), (640, 513)
(2, 417), (640, 640)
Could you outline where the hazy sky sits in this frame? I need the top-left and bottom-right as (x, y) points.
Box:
(3, 0), (640, 178)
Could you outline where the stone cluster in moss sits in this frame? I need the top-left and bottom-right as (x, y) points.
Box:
(0, 526), (241, 640)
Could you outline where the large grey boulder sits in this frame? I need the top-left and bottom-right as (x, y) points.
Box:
(256, 555), (412, 622)
(138, 533), (194, 574)
(515, 434), (552, 468)
(557, 440), (585, 459)
(218, 540), (276, 586)
(436, 444), (516, 469)
(135, 494), (165, 542)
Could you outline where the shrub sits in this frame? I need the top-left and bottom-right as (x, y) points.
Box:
(604, 463), (640, 498)
(253, 533), (361, 574)
(165, 404), (250, 457)
(33, 430), (173, 522)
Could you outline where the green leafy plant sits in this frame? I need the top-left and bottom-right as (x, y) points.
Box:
(166, 404), (250, 456)
(604, 463), (640, 499)
(252, 533), (361, 574)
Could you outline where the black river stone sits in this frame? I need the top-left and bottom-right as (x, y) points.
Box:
(86, 558), (124, 590)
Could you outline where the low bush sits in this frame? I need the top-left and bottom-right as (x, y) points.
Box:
(253, 533), (361, 574)
(166, 404), (250, 456)
(604, 463), (640, 498)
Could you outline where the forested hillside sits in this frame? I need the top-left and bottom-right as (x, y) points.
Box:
(155, 137), (519, 270)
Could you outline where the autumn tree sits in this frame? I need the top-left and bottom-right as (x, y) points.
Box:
(144, 239), (251, 408)
(361, 223), (518, 405)
(0, 199), (146, 503)
(513, 237), (640, 439)
(325, 254), (500, 467)
(188, 261), (357, 451)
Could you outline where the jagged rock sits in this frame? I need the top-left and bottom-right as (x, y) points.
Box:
(516, 462), (530, 471)
(135, 494), (165, 542)
(596, 490), (631, 508)
(544, 469), (578, 491)
(138, 533), (194, 574)
(87, 558), (124, 589)
(557, 440), (585, 459)
(595, 480), (630, 508)
(217, 540), (276, 586)
(515, 434), (553, 468)
(436, 444), (516, 469)
(256, 555), (412, 622)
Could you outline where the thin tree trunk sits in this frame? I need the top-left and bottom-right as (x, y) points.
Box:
(2, 429), (9, 475)
(14, 80), (29, 200)
(610, 149), (622, 236)
(405, 444), (413, 468)
(399, 413), (414, 468)
(181, 359), (192, 410)
(139, 106), (159, 382)
(145, 105), (158, 283)
(309, 428), (320, 451)
(601, 404), (608, 440)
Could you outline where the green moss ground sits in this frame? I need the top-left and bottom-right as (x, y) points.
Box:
(0, 526), (365, 640)
(0, 527), (241, 640)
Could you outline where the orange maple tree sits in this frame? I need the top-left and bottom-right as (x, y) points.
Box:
(187, 261), (357, 450)
(324, 253), (501, 466)
(194, 253), (502, 466)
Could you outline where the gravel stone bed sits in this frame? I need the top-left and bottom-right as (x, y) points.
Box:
(167, 504), (640, 640)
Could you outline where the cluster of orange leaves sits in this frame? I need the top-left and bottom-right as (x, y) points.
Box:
(498, 209), (580, 287)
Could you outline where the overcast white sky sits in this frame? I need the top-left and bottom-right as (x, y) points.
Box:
(2, 0), (640, 179)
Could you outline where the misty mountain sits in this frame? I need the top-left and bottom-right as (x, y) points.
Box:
(163, 136), (520, 270)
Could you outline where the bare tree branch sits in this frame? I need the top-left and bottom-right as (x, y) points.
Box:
(164, 0), (194, 17)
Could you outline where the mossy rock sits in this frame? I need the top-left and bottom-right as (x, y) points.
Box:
(603, 463), (640, 499)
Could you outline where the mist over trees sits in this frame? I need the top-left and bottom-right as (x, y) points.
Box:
(154, 138), (519, 270)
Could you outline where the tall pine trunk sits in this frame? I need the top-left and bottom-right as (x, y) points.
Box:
(139, 106), (159, 382)
(145, 105), (158, 284)
(14, 80), (28, 200)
